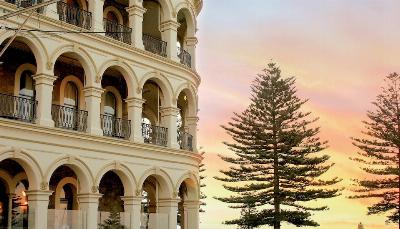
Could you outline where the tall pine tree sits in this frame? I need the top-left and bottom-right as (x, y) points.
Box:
(351, 73), (400, 224)
(215, 63), (341, 229)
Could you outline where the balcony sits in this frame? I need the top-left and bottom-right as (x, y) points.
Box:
(5, 0), (44, 13)
(178, 47), (191, 68)
(143, 34), (167, 57)
(51, 104), (88, 132)
(177, 130), (193, 151)
(57, 1), (92, 30)
(142, 123), (168, 146)
(0, 93), (36, 123)
(103, 18), (132, 45)
(101, 114), (131, 139)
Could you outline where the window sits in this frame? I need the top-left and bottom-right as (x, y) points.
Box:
(104, 91), (116, 116)
(19, 70), (34, 98)
(64, 82), (78, 107)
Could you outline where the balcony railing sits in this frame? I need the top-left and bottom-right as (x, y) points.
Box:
(178, 47), (191, 68)
(103, 18), (132, 45)
(177, 130), (193, 151)
(57, 1), (92, 30)
(51, 104), (87, 132)
(5, 0), (44, 13)
(0, 93), (36, 123)
(101, 114), (131, 139)
(142, 123), (168, 146)
(143, 34), (167, 57)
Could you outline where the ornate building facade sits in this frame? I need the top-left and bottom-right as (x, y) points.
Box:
(0, 0), (202, 228)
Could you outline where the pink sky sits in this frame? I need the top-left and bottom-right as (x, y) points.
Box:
(195, 1), (400, 228)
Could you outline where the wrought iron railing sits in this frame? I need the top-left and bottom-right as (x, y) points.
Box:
(0, 93), (36, 123)
(142, 123), (168, 146)
(51, 104), (87, 132)
(178, 47), (191, 68)
(103, 18), (132, 44)
(101, 114), (131, 139)
(5, 0), (44, 13)
(57, 1), (92, 30)
(177, 129), (193, 151)
(143, 34), (167, 57)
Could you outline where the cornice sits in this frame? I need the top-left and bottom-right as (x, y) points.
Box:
(0, 118), (203, 164)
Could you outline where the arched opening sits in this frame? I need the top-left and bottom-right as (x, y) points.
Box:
(0, 38), (37, 123)
(103, 1), (132, 44)
(142, 80), (168, 146)
(98, 171), (126, 227)
(101, 67), (130, 139)
(140, 174), (171, 229)
(177, 91), (193, 151)
(47, 165), (81, 228)
(176, 9), (194, 68)
(0, 159), (30, 229)
(142, 0), (167, 56)
(177, 178), (199, 229)
(53, 53), (87, 132)
(58, 0), (91, 29)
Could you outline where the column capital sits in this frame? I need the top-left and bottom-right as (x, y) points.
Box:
(77, 193), (103, 203)
(158, 198), (180, 207)
(121, 195), (142, 205)
(33, 73), (57, 85)
(161, 20), (180, 32)
(185, 37), (198, 46)
(83, 87), (104, 97)
(126, 97), (145, 107)
(25, 190), (53, 201)
(183, 200), (201, 208)
(160, 107), (180, 116)
(186, 116), (199, 124)
(126, 5), (147, 16)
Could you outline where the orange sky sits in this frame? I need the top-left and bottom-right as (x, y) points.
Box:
(195, 1), (400, 228)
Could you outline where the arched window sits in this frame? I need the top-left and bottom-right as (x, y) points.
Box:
(19, 70), (35, 98)
(106, 11), (118, 23)
(104, 91), (116, 116)
(64, 82), (78, 108)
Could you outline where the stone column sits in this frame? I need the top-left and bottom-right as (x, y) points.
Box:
(183, 201), (200, 229)
(126, 97), (145, 143)
(126, 5), (146, 49)
(160, 107), (180, 149)
(185, 116), (199, 152)
(33, 73), (57, 127)
(158, 198), (179, 229)
(83, 87), (104, 136)
(122, 196), (142, 229)
(25, 190), (52, 229)
(88, 0), (105, 32)
(184, 37), (198, 70)
(161, 20), (180, 62)
(77, 193), (102, 229)
(7, 193), (15, 229)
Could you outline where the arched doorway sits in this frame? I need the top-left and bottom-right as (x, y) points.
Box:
(0, 159), (30, 229)
(47, 165), (80, 229)
(98, 171), (126, 228)
(142, 80), (168, 146)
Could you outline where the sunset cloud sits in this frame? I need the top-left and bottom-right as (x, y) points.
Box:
(196, 1), (400, 228)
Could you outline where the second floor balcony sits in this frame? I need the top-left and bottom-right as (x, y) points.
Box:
(101, 114), (131, 139)
(103, 18), (132, 45)
(143, 34), (167, 57)
(51, 104), (88, 132)
(57, 1), (92, 30)
(0, 93), (36, 123)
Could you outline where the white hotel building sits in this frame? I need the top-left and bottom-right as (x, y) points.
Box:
(0, 0), (202, 228)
